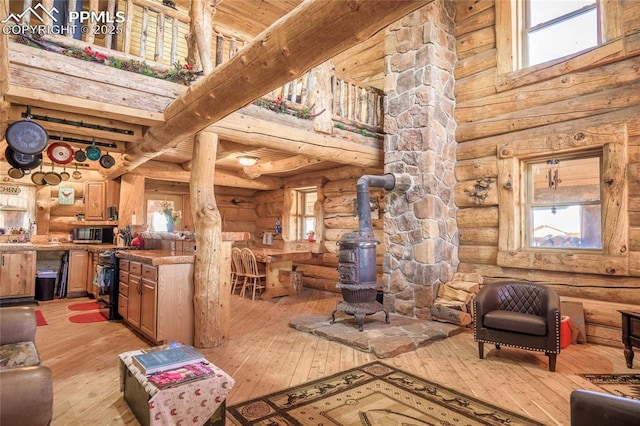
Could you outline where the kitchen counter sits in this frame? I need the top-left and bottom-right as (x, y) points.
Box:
(115, 250), (194, 266)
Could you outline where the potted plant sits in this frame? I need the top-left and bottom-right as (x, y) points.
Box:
(307, 231), (316, 242)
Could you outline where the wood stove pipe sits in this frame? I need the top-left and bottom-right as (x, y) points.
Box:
(356, 174), (396, 233)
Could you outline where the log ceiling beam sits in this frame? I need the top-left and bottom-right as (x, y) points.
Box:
(242, 155), (322, 179)
(4, 86), (165, 127)
(132, 160), (283, 190)
(104, 0), (427, 179)
(208, 105), (382, 167)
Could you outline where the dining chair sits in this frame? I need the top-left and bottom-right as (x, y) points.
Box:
(240, 248), (266, 300)
(230, 247), (244, 295)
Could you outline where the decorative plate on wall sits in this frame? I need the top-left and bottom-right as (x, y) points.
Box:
(59, 187), (75, 205)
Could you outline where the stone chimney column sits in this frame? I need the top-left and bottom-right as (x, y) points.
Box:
(382, 0), (458, 319)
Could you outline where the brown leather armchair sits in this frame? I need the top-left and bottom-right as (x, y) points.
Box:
(473, 281), (561, 372)
(571, 389), (640, 426)
(0, 307), (53, 426)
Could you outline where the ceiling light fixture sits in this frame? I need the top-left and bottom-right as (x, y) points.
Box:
(237, 155), (259, 166)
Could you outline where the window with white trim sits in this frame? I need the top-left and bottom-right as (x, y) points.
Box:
(290, 187), (317, 241)
(524, 0), (599, 67)
(524, 153), (602, 249)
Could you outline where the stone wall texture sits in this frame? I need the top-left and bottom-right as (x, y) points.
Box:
(382, 0), (458, 319)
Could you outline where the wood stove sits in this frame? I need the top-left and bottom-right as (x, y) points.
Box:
(331, 174), (395, 331)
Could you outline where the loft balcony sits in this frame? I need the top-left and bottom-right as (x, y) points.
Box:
(1, 0), (386, 187)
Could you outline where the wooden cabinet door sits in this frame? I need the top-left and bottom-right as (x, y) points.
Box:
(85, 182), (106, 220)
(68, 250), (88, 294)
(140, 278), (157, 338)
(127, 262), (142, 328)
(0, 252), (36, 298)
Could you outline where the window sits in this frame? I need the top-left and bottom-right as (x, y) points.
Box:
(495, 125), (628, 276)
(524, 0), (599, 67)
(495, 0), (622, 80)
(291, 187), (317, 241)
(525, 154), (602, 249)
(145, 195), (183, 232)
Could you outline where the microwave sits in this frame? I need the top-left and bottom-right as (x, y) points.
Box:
(73, 227), (114, 244)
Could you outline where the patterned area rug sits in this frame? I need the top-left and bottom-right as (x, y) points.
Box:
(226, 362), (544, 425)
(580, 374), (640, 400)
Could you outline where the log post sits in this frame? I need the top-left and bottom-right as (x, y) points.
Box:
(308, 61), (333, 134)
(189, 0), (215, 74)
(190, 131), (226, 347)
(35, 186), (51, 235)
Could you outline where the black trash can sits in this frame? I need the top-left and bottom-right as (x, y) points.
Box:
(35, 270), (57, 301)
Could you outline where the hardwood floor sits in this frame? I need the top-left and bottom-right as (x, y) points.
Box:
(34, 289), (632, 425)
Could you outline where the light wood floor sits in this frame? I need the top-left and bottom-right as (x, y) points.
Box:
(34, 289), (633, 425)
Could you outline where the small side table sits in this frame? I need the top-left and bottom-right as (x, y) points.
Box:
(619, 310), (640, 368)
(119, 348), (234, 425)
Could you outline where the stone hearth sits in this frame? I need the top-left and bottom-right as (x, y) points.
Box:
(290, 313), (464, 359)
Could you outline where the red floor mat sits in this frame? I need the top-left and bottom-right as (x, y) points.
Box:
(67, 301), (99, 311)
(68, 312), (106, 323)
(35, 310), (48, 326)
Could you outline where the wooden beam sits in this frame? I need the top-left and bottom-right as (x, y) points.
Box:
(105, 0), (426, 178)
(4, 86), (165, 126)
(209, 106), (382, 167)
(242, 155), (322, 179)
(131, 160), (283, 190)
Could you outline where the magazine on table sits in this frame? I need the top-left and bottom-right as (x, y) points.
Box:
(132, 344), (206, 375)
(147, 362), (216, 389)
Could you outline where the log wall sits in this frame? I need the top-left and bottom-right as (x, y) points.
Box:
(251, 165), (385, 293)
(140, 179), (257, 236)
(454, 0), (640, 347)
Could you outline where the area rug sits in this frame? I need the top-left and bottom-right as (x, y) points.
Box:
(226, 361), (544, 425)
(580, 373), (640, 400)
(35, 310), (47, 326)
(67, 301), (99, 311)
(68, 312), (106, 324)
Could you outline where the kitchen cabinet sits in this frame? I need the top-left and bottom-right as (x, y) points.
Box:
(140, 265), (157, 338)
(67, 250), (88, 295)
(84, 181), (121, 221)
(122, 260), (142, 329)
(118, 258), (194, 344)
(0, 251), (36, 299)
(118, 260), (130, 321)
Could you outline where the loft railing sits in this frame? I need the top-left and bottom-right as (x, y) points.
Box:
(30, 0), (247, 70)
(16, 0), (383, 134)
(261, 73), (384, 135)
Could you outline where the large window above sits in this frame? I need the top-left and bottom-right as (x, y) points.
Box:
(525, 154), (602, 249)
(524, 0), (599, 67)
